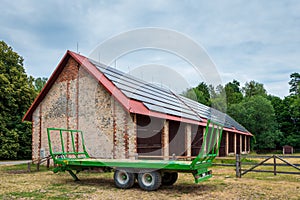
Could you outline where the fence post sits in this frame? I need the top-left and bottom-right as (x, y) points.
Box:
(27, 162), (31, 172)
(273, 155), (277, 176)
(37, 158), (40, 171)
(47, 157), (50, 169)
(236, 154), (241, 178)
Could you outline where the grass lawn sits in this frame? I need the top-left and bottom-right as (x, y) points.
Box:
(0, 159), (299, 200)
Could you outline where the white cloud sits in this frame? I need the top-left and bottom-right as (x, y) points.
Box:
(0, 0), (299, 98)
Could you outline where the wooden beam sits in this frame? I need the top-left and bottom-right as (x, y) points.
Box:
(234, 133), (237, 155)
(240, 134), (242, 154)
(185, 124), (192, 157)
(225, 131), (229, 156)
(162, 120), (169, 160)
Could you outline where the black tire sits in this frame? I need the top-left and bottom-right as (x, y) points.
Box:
(162, 172), (178, 186)
(114, 169), (135, 189)
(137, 171), (162, 191)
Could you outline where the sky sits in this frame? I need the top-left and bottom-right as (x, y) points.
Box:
(0, 0), (299, 98)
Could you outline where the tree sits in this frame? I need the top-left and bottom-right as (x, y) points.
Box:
(225, 80), (243, 105)
(209, 84), (227, 112)
(242, 80), (267, 98)
(0, 41), (37, 159)
(228, 96), (282, 150)
(34, 77), (48, 92)
(289, 72), (300, 96)
(182, 82), (211, 106)
(195, 82), (211, 106)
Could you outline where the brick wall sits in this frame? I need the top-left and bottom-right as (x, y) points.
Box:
(31, 57), (136, 160)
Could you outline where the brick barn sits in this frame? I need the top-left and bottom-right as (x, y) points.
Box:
(23, 51), (252, 161)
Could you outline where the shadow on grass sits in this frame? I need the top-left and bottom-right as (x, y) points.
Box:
(65, 176), (218, 194)
(2, 163), (51, 174)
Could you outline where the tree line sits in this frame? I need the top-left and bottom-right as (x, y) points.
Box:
(0, 41), (47, 159)
(183, 74), (300, 152)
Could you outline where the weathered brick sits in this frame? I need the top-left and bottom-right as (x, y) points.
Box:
(32, 57), (136, 161)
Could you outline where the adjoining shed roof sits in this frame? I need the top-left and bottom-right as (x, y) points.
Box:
(23, 50), (252, 136)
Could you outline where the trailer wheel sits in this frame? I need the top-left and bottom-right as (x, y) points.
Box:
(162, 172), (178, 186)
(137, 171), (162, 191)
(114, 169), (135, 189)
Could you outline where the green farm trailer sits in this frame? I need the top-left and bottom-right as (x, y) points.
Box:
(47, 120), (223, 191)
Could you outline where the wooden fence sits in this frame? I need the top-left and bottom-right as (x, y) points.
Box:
(214, 154), (300, 178)
(27, 155), (52, 172)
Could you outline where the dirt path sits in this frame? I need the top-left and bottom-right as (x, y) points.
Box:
(0, 160), (31, 165)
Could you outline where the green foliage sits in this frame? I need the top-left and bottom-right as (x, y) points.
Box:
(209, 84), (227, 112)
(225, 80), (243, 105)
(242, 80), (267, 97)
(34, 77), (48, 92)
(184, 74), (300, 150)
(0, 41), (37, 160)
(182, 82), (211, 106)
(227, 96), (282, 150)
(289, 72), (300, 96)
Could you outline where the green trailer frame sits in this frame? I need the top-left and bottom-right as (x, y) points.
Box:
(47, 120), (223, 191)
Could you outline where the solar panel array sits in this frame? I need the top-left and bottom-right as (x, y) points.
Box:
(89, 59), (248, 133)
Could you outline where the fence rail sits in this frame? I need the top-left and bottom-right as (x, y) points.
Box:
(27, 155), (52, 172)
(236, 154), (300, 177)
(213, 154), (300, 177)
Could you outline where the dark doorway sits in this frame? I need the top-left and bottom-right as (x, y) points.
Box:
(242, 135), (245, 152)
(219, 132), (226, 157)
(191, 125), (203, 156)
(229, 133), (234, 153)
(236, 134), (241, 154)
(169, 121), (186, 156)
(246, 136), (250, 151)
(136, 115), (163, 156)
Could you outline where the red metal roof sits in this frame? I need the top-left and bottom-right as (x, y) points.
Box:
(23, 51), (252, 136)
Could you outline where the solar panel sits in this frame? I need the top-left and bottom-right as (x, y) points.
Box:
(89, 59), (249, 134)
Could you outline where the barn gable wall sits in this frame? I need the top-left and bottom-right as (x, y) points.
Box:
(31, 57), (136, 160)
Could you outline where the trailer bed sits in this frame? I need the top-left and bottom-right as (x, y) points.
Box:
(47, 120), (223, 191)
(57, 158), (211, 170)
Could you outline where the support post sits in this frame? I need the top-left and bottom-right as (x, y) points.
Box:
(225, 132), (229, 156)
(185, 124), (192, 158)
(27, 162), (31, 172)
(47, 157), (50, 169)
(67, 170), (80, 181)
(273, 155), (277, 176)
(203, 127), (207, 155)
(234, 134), (237, 155)
(37, 161), (40, 171)
(162, 120), (169, 160)
(236, 154), (241, 178)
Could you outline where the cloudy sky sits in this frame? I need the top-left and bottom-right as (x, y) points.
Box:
(1, 0), (299, 98)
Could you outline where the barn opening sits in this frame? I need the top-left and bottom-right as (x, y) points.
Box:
(236, 134), (241, 154)
(136, 115), (163, 156)
(219, 132), (226, 157)
(169, 121), (186, 156)
(229, 133), (234, 153)
(191, 125), (203, 156)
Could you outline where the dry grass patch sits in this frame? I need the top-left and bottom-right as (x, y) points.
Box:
(0, 164), (299, 200)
